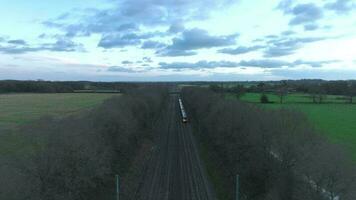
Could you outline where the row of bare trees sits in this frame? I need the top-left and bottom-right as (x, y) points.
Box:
(266, 81), (356, 104)
(0, 86), (168, 200)
(182, 87), (356, 200)
(0, 80), (140, 93)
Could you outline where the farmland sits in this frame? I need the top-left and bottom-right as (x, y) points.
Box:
(1, 85), (356, 199)
(0, 93), (119, 130)
(0, 93), (119, 156)
(231, 92), (356, 159)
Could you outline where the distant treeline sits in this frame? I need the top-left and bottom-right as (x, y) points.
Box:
(210, 79), (356, 103)
(0, 80), (141, 93)
(251, 80), (356, 95)
(0, 86), (169, 200)
(211, 79), (356, 95)
(3, 79), (355, 97)
(183, 87), (356, 200)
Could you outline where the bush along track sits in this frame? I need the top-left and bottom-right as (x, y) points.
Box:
(0, 86), (169, 200)
(182, 87), (356, 200)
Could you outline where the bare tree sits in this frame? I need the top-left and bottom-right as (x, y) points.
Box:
(182, 87), (356, 200)
(277, 81), (288, 104)
(308, 84), (326, 104)
(0, 86), (169, 200)
(347, 82), (356, 104)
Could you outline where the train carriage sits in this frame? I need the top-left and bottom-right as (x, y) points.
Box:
(179, 98), (188, 123)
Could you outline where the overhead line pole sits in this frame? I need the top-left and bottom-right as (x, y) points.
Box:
(116, 175), (120, 200)
(236, 174), (239, 200)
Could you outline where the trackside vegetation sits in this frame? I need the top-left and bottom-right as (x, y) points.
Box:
(216, 80), (356, 159)
(0, 86), (169, 200)
(183, 87), (356, 200)
(229, 92), (356, 159)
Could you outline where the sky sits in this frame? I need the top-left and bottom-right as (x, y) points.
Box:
(0, 0), (355, 81)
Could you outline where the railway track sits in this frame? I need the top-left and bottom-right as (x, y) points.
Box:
(137, 94), (216, 200)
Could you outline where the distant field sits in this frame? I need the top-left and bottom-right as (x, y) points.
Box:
(237, 92), (347, 104)
(0, 93), (119, 130)
(0, 93), (119, 156)
(231, 92), (356, 159)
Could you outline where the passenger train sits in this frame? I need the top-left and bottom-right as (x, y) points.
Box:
(178, 98), (188, 123)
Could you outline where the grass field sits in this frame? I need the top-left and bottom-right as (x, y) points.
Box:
(0, 93), (119, 156)
(0, 93), (119, 130)
(237, 92), (347, 104)
(230, 92), (356, 159)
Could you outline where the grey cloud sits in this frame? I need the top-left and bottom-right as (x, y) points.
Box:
(122, 60), (133, 65)
(45, 39), (84, 52)
(65, 24), (91, 37)
(143, 57), (153, 63)
(304, 24), (319, 31)
(265, 35), (278, 39)
(43, 21), (64, 29)
(98, 32), (165, 48)
(240, 59), (338, 68)
(277, 0), (293, 13)
(264, 36), (327, 57)
(156, 49), (197, 57)
(278, 1), (323, 26)
(254, 32), (328, 58)
(8, 40), (27, 45)
(0, 46), (40, 54)
(292, 37), (326, 43)
(43, 18), (139, 38)
(117, 23), (139, 32)
(109, 0), (236, 24)
(38, 33), (65, 40)
(0, 38), (84, 54)
(159, 60), (239, 69)
(162, 28), (238, 54)
(281, 30), (295, 36)
(168, 22), (185, 33)
(56, 12), (71, 21)
(293, 59), (339, 68)
(107, 66), (138, 73)
(264, 46), (296, 57)
(72, 23), (138, 37)
(324, 0), (356, 14)
(141, 40), (166, 49)
(239, 59), (291, 68)
(98, 34), (141, 48)
(38, 34), (48, 39)
(158, 59), (338, 70)
(218, 45), (265, 55)
(252, 38), (264, 42)
(289, 3), (323, 25)
(45, 0), (237, 37)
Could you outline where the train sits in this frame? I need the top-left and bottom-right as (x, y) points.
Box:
(178, 98), (188, 123)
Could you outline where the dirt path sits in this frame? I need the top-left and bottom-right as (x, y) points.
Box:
(137, 94), (216, 200)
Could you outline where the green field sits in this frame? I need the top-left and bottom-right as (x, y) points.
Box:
(0, 93), (119, 155)
(0, 93), (119, 130)
(231, 93), (356, 159)
(237, 92), (347, 104)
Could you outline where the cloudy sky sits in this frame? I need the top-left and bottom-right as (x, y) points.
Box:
(0, 0), (355, 81)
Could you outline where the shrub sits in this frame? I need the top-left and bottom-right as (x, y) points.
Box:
(260, 93), (269, 103)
